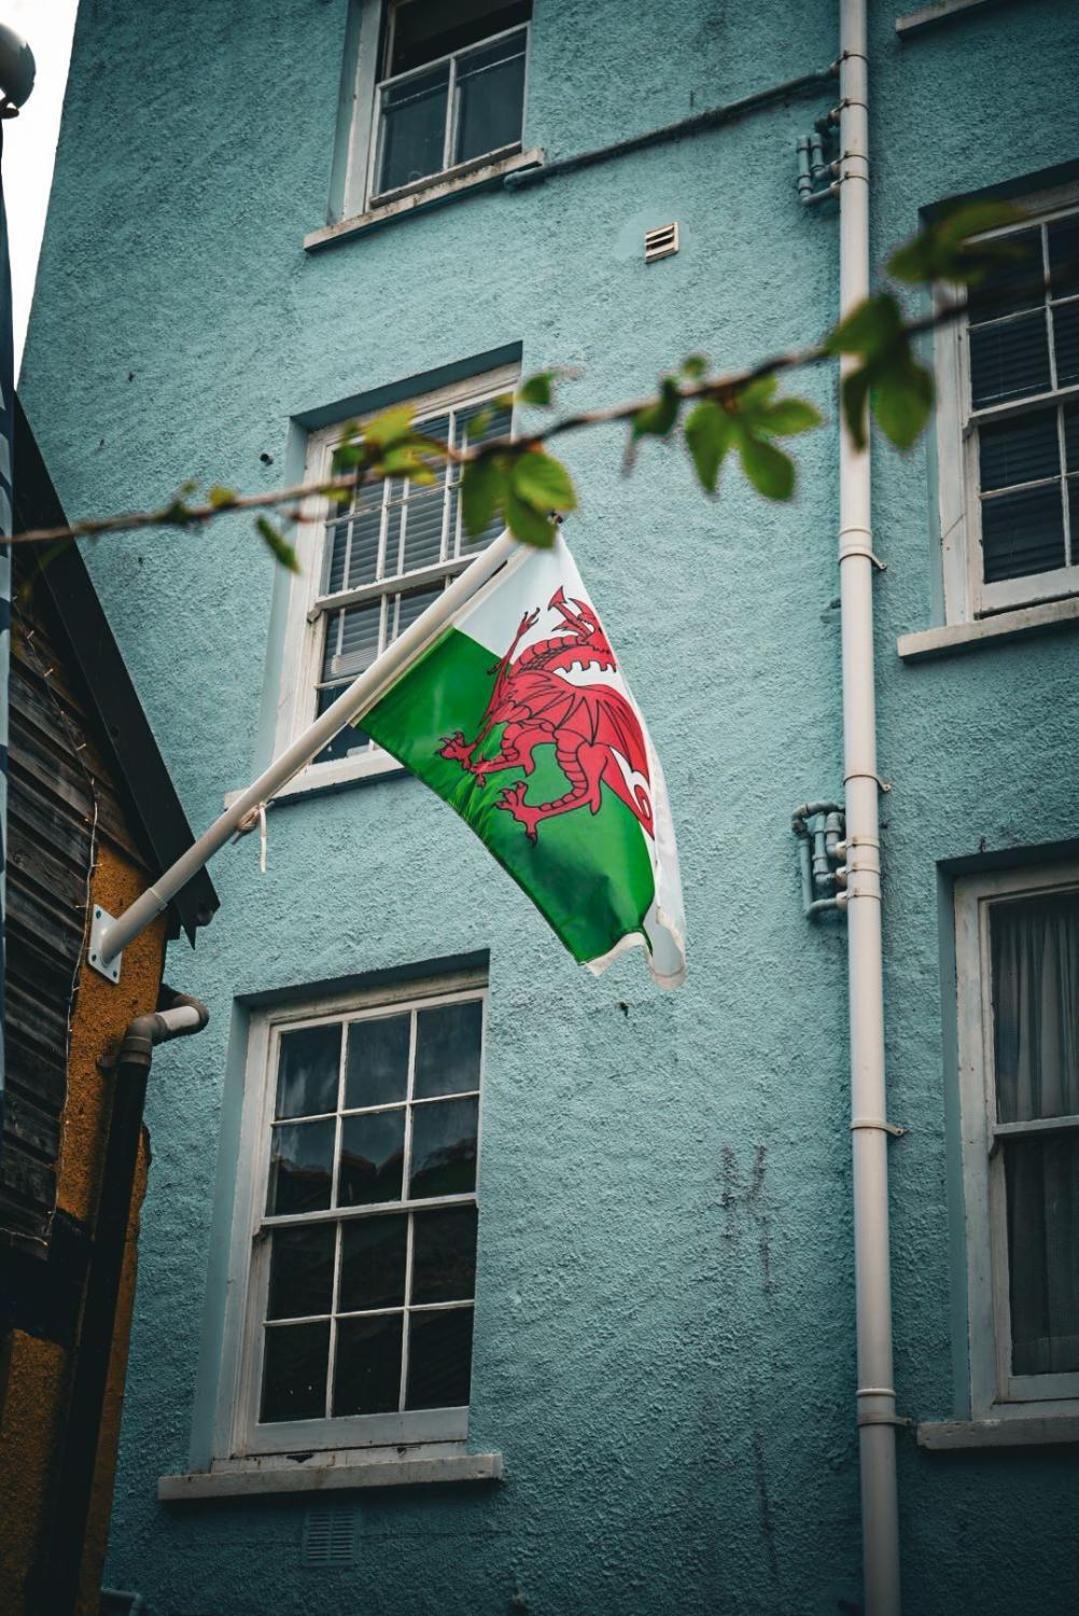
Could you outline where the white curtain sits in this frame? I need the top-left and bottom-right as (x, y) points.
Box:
(991, 892), (1079, 1376)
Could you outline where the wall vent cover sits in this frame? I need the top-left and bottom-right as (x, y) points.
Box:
(644, 222), (679, 263)
(303, 1499), (361, 1566)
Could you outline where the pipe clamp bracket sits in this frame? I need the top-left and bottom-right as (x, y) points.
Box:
(851, 1117), (907, 1137)
(88, 907), (123, 985)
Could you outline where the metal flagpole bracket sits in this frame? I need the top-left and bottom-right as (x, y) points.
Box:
(88, 906), (123, 984)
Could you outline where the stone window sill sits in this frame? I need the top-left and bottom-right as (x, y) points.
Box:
(158, 1449), (502, 1500)
(897, 595), (1079, 663)
(895, 0), (1000, 35)
(917, 1415), (1079, 1451)
(222, 749), (405, 810)
(305, 148), (544, 252)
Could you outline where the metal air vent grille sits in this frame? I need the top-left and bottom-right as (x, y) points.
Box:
(302, 1499), (361, 1566)
(644, 222), (679, 263)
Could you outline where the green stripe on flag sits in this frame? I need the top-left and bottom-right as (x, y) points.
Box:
(363, 626), (657, 965)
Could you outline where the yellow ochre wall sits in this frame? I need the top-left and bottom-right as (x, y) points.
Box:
(0, 842), (168, 1616)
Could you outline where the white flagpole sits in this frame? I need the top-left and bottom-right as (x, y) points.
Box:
(95, 529), (519, 972)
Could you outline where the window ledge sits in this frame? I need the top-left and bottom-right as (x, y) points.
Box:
(897, 595), (1079, 662)
(917, 1414), (1079, 1450)
(223, 750), (405, 809)
(158, 1449), (502, 1501)
(305, 148), (544, 252)
(896, 0), (1004, 35)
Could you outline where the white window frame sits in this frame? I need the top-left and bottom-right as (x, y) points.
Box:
(216, 969), (488, 1461)
(341, 1), (532, 219)
(954, 861), (1079, 1419)
(277, 362), (518, 793)
(934, 182), (1079, 624)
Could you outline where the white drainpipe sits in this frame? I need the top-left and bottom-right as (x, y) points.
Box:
(836, 2), (902, 1611)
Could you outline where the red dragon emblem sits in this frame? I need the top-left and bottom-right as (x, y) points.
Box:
(439, 587), (654, 843)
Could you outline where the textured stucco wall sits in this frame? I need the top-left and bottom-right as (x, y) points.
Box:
(20, 1), (1079, 1612)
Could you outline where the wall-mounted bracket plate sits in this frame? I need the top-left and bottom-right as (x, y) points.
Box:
(88, 906), (122, 983)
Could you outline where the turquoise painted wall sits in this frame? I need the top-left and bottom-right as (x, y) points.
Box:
(21, 1), (1079, 1611)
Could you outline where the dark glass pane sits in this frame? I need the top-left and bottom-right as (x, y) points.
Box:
(969, 314), (1050, 408)
(409, 1097), (478, 1199)
(260, 1320), (329, 1423)
(412, 1205), (478, 1303)
(339, 1214), (408, 1312)
(991, 891), (1079, 1123)
(345, 1014), (410, 1109)
(415, 1000), (483, 1098)
(401, 485), (447, 572)
(1065, 403), (1079, 471)
(324, 598), (381, 682)
(405, 1307), (474, 1409)
(1052, 299), (1079, 387)
(333, 1314), (403, 1415)
(966, 228), (1043, 323)
(313, 684), (372, 765)
(267, 1223), (335, 1320)
(275, 1024), (340, 1119)
(338, 1110), (405, 1206)
(268, 1119), (335, 1215)
(981, 483), (1065, 582)
(324, 494), (381, 595)
(454, 32), (526, 166)
(390, 0), (530, 75)
(377, 64), (448, 195)
(1005, 1134), (1079, 1376)
(978, 409), (1059, 491)
(389, 584), (442, 648)
(1049, 216), (1079, 300)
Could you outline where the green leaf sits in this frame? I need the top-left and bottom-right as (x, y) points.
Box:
(461, 455), (504, 536)
(377, 443), (437, 482)
(363, 404), (414, 450)
(871, 357), (934, 450)
(888, 201), (1026, 285)
(256, 515), (301, 572)
(681, 353), (708, 380)
(737, 434), (795, 500)
(738, 375), (779, 413)
(510, 450), (577, 513)
(504, 487), (556, 547)
(683, 400), (733, 492)
(331, 440), (368, 472)
(761, 397), (822, 437)
(517, 371), (556, 407)
(841, 368), (873, 451)
(632, 376), (682, 439)
(208, 484), (237, 509)
(825, 293), (903, 358)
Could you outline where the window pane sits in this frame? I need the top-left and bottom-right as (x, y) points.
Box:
(454, 401), (513, 554)
(414, 1000), (483, 1097)
(377, 64), (449, 195)
(275, 1024), (341, 1119)
(333, 1314), (403, 1415)
(1052, 298), (1079, 388)
(991, 891), (1079, 1122)
(345, 1013), (411, 1109)
(409, 1096), (479, 1198)
(1005, 1133), (1079, 1376)
(969, 313), (1051, 407)
(338, 1110), (406, 1206)
(966, 228), (1043, 323)
(268, 1119), (335, 1215)
(454, 32), (526, 166)
(325, 495), (381, 595)
(389, 583), (443, 647)
(978, 409), (1059, 492)
(267, 1224), (336, 1320)
(980, 483), (1065, 582)
(260, 1320), (329, 1423)
(1065, 402), (1079, 471)
(405, 1307), (473, 1408)
(1048, 216), (1079, 299)
(324, 599), (382, 682)
(401, 485), (447, 572)
(339, 1214), (408, 1312)
(390, 0), (530, 75)
(313, 685), (373, 765)
(412, 1205), (478, 1303)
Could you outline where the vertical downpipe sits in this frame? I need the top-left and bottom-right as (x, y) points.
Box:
(837, 2), (902, 1613)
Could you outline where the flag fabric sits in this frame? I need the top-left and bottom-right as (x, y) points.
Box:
(362, 534), (686, 987)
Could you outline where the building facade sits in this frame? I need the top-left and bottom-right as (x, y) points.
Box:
(20, 0), (1079, 1611)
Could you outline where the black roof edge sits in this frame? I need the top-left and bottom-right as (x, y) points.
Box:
(12, 397), (220, 947)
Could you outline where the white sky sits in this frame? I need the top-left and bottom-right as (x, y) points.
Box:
(2, 0), (79, 375)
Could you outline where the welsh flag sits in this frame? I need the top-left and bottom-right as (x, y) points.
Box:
(361, 535), (686, 988)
